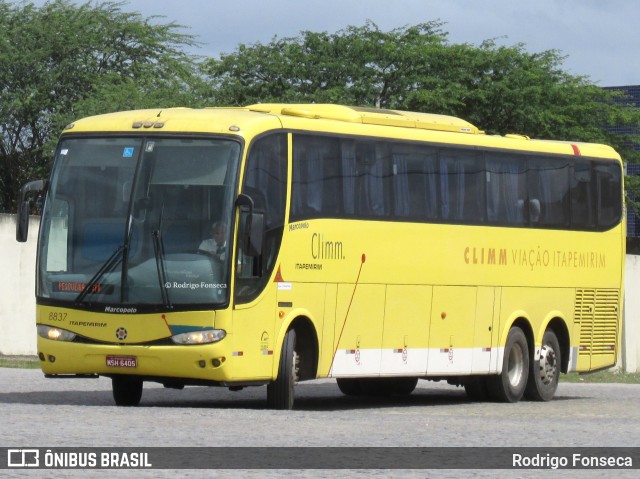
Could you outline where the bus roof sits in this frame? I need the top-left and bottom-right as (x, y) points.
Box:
(245, 103), (481, 134)
(64, 107), (284, 138)
(63, 104), (621, 160)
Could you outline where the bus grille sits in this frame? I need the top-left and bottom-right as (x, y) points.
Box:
(574, 289), (619, 356)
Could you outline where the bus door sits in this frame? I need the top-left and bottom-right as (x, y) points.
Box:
(472, 286), (499, 374)
(230, 133), (288, 381)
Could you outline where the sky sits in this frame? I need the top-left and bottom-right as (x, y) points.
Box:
(27, 0), (640, 87)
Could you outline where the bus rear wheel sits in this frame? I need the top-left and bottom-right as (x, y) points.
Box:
(524, 329), (561, 401)
(267, 329), (298, 410)
(487, 327), (529, 403)
(112, 376), (143, 406)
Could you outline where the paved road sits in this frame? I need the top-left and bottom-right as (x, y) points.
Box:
(1, 368), (639, 478)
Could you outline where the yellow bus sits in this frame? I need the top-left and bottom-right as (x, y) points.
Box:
(17, 104), (625, 408)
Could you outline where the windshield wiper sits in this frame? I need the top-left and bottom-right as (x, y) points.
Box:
(152, 229), (172, 309)
(75, 244), (126, 304)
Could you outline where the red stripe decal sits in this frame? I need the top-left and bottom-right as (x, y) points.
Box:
(571, 144), (581, 156)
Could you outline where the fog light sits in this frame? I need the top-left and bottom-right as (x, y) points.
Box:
(212, 357), (226, 368)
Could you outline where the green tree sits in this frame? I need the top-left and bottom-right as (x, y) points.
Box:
(0, 0), (202, 213)
(201, 21), (640, 162)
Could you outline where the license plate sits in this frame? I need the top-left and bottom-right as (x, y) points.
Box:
(106, 355), (138, 368)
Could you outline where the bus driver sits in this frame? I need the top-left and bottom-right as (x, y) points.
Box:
(198, 221), (227, 261)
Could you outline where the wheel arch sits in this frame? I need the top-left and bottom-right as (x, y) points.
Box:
(510, 316), (535, 358)
(501, 311), (535, 352)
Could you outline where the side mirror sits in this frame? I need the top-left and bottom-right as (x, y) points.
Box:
(16, 179), (46, 242)
(243, 211), (264, 257)
(236, 193), (264, 257)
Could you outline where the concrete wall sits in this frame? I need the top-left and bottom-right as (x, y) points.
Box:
(0, 213), (38, 355)
(623, 255), (640, 372)
(1, 212), (639, 371)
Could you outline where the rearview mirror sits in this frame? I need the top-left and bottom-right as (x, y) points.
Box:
(236, 193), (264, 257)
(16, 179), (46, 242)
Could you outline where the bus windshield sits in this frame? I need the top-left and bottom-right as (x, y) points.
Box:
(37, 136), (241, 311)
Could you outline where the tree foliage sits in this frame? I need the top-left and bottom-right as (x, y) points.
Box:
(201, 21), (640, 162)
(0, 0), (202, 212)
(2, 10), (639, 213)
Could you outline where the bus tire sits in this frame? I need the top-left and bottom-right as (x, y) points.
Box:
(524, 329), (561, 401)
(487, 327), (529, 403)
(112, 376), (143, 406)
(336, 378), (363, 396)
(267, 328), (298, 410)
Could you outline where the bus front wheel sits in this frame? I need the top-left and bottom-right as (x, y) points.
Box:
(524, 329), (561, 401)
(267, 329), (298, 410)
(112, 376), (143, 406)
(487, 327), (529, 403)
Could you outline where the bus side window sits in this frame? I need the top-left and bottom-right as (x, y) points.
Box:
(528, 158), (570, 227)
(291, 135), (343, 220)
(595, 162), (622, 229)
(390, 144), (439, 220)
(439, 149), (484, 224)
(570, 161), (594, 229)
(486, 154), (527, 226)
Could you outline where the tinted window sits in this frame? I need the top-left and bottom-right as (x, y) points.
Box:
(290, 133), (622, 232)
(440, 150), (485, 223)
(291, 135), (343, 221)
(486, 153), (527, 225)
(390, 144), (439, 220)
(529, 158), (570, 227)
(595, 162), (622, 228)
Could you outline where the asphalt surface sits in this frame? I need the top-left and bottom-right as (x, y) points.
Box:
(1, 367), (639, 478)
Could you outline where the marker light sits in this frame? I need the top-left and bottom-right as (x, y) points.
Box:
(37, 325), (77, 342)
(171, 329), (226, 345)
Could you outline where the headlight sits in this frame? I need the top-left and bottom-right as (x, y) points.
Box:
(37, 325), (77, 342)
(171, 329), (226, 345)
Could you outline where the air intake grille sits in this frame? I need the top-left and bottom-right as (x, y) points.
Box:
(575, 289), (619, 355)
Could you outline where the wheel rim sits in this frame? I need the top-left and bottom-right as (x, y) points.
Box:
(538, 344), (557, 385)
(507, 343), (525, 387)
(292, 350), (300, 383)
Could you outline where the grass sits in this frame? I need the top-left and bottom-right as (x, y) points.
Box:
(563, 368), (640, 384)
(2, 355), (640, 383)
(0, 355), (40, 369)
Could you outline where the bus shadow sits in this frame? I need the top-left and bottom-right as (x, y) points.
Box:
(0, 380), (587, 410)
